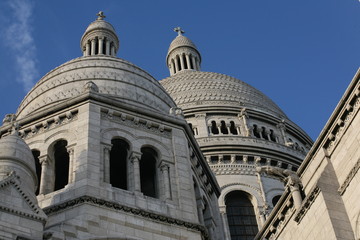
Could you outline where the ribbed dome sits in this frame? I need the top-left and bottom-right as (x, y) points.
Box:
(17, 56), (176, 118)
(160, 71), (286, 118)
(167, 35), (198, 55)
(0, 132), (36, 173)
(84, 19), (116, 33)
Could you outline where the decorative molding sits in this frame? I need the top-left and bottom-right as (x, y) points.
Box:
(338, 158), (360, 195)
(101, 109), (171, 137)
(220, 182), (262, 195)
(43, 195), (209, 239)
(0, 172), (47, 223)
(325, 95), (359, 153)
(294, 185), (321, 223)
(13, 110), (78, 140)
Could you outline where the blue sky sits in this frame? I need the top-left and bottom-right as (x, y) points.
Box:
(0, 0), (359, 140)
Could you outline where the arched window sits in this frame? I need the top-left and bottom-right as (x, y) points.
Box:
(211, 121), (219, 134)
(253, 125), (261, 138)
(272, 195), (282, 207)
(189, 54), (194, 69)
(140, 147), (157, 198)
(53, 140), (69, 191)
(183, 54), (188, 69)
(31, 150), (41, 195)
(176, 55), (181, 71)
(230, 121), (238, 135)
(269, 129), (277, 142)
(225, 191), (258, 239)
(262, 127), (269, 140)
(220, 121), (228, 134)
(110, 139), (129, 190)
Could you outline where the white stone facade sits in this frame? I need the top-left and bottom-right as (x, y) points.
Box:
(0, 12), (358, 240)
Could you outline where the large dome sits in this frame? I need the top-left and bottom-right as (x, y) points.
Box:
(161, 71), (286, 118)
(17, 56), (176, 118)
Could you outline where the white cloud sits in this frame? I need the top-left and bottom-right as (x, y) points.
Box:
(5, 0), (38, 91)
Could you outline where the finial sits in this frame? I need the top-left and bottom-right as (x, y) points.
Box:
(96, 11), (106, 20)
(174, 27), (185, 36)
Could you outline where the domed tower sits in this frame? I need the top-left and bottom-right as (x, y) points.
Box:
(0, 13), (225, 240)
(0, 120), (46, 239)
(160, 29), (313, 239)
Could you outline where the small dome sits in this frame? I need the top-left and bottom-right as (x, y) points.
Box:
(84, 19), (116, 33)
(0, 132), (37, 189)
(167, 35), (198, 56)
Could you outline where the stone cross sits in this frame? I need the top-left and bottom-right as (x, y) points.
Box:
(174, 27), (185, 36)
(97, 11), (106, 20)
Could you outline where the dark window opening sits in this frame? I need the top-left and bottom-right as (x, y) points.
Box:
(270, 160), (277, 166)
(292, 166), (298, 172)
(140, 147), (157, 198)
(262, 127), (269, 140)
(226, 191), (258, 240)
(32, 150), (41, 195)
(210, 155), (219, 164)
(189, 54), (194, 69)
(247, 156), (254, 164)
(270, 129), (277, 142)
(272, 195), (281, 207)
(110, 139), (129, 190)
(54, 140), (69, 191)
(260, 158), (267, 165)
(176, 56), (181, 71)
(281, 162), (288, 169)
(183, 54), (188, 69)
(230, 121), (238, 135)
(94, 38), (99, 55)
(235, 155), (243, 163)
(220, 121), (229, 134)
(102, 38), (106, 54)
(253, 125), (261, 138)
(211, 121), (219, 134)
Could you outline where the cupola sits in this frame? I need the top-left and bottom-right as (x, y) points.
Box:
(166, 27), (201, 75)
(80, 11), (119, 56)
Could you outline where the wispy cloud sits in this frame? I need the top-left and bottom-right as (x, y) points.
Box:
(5, 0), (38, 91)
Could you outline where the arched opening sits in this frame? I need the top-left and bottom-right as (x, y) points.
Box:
(176, 55), (181, 71)
(262, 127), (269, 140)
(140, 147), (157, 198)
(189, 54), (194, 69)
(225, 191), (258, 239)
(183, 54), (188, 69)
(31, 150), (41, 195)
(53, 140), (69, 191)
(220, 121), (229, 134)
(253, 125), (261, 138)
(110, 138), (129, 190)
(272, 195), (282, 207)
(230, 121), (238, 135)
(269, 129), (277, 142)
(211, 121), (219, 134)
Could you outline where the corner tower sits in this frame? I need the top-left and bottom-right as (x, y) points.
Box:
(160, 29), (313, 240)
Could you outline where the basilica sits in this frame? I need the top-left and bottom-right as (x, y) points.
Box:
(0, 12), (359, 240)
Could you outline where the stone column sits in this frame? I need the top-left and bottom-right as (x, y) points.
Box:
(67, 147), (75, 183)
(38, 155), (49, 195)
(277, 122), (287, 144)
(85, 42), (90, 56)
(288, 179), (302, 210)
(185, 54), (191, 69)
(91, 38), (96, 55)
(180, 54), (185, 70)
(105, 40), (110, 55)
(239, 108), (251, 137)
(111, 44), (115, 56)
(219, 206), (232, 240)
(98, 37), (104, 55)
(131, 153), (141, 193)
(103, 145), (111, 183)
(230, 155), (236, 163)
(196, 59), (200, 71)
(160, 163), (171, 200)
